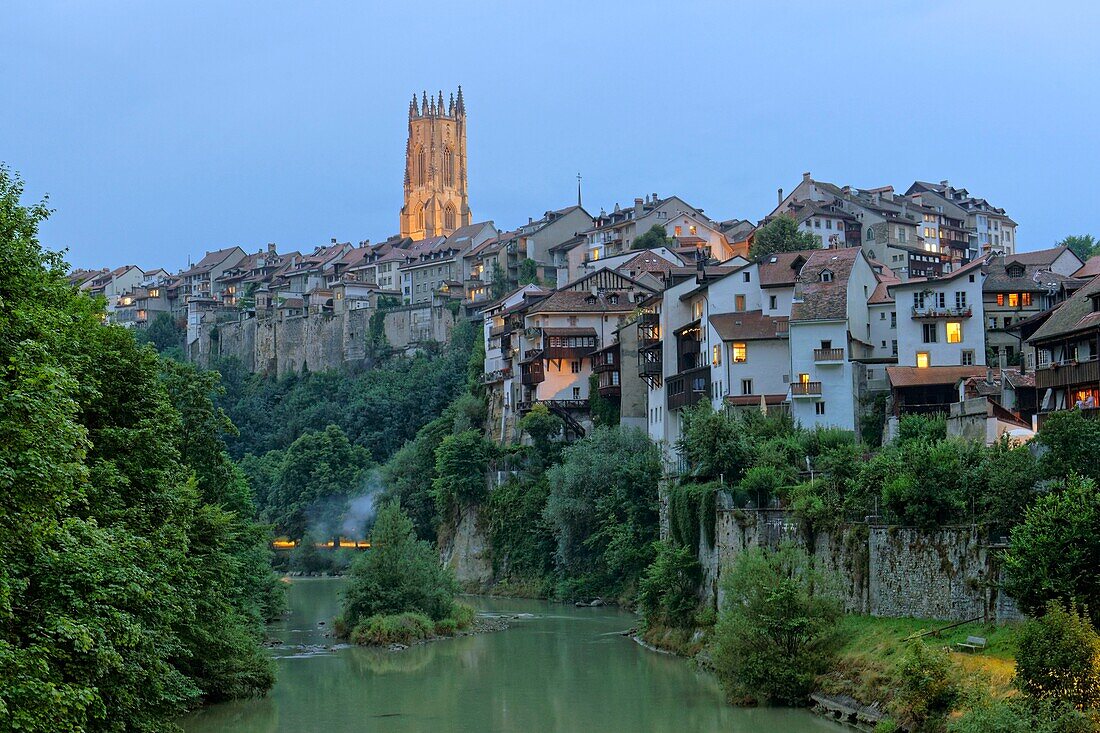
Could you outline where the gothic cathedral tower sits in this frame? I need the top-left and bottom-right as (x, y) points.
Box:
(400, 87), (471, 240)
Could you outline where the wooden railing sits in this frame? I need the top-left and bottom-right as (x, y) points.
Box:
(1036, 358), (1100, 389)
(791, 381), (823, 397)
(814, 348), (845, 362)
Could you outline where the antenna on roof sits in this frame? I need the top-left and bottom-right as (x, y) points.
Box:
(577, 173), (582, 207)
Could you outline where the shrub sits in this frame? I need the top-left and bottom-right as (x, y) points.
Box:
(712, 544), (843, 706)
(637, 541), (702, 629)
(897, 413), (947, 442)
(342, 503), (457, 627)
(450, 600), (476, 630)
(950, 699), (1099, 733)
(1015, 601), (1100, 711)
(676, 402), (750, 482)
(351, 612), (435, 645)
(891, 641), (960, 731)
(740, 465), (788, 507)
(434, 618), (457, 636)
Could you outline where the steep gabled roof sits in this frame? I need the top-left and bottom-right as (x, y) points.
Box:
(1029, 274), (1100, 343)
(790, 248), (860, 321)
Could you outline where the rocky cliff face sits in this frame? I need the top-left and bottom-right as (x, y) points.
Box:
(439, 504), (493, 590)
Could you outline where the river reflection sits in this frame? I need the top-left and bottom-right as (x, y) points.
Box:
(181, 578), (846, 733)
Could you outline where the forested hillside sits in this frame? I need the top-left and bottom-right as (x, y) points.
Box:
(0, 168), (282, 731)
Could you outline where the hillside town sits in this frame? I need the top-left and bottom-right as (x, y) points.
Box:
(72, 89), (1094, 454)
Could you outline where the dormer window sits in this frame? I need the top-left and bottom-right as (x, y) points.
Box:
(608, 294), (619, 305)
(1007, 264), (1025, 278)
(820, 269), (834, 283)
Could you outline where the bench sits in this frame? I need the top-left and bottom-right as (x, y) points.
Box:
(956, 636), (987, 653)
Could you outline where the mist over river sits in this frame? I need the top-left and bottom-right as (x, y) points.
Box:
(181, 578), (845, 732)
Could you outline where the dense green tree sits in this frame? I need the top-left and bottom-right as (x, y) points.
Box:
(135, 311), (185, 353)
(342, 503), (457, 625)
(1004, 475), (1100, 623)
(517, 257), (540, 285)
(544, 426), (660, 599)
(263, 424), (373, 539)
(518, 402), (564, 471)
(484, 475), (556, 582)
(0, 166), (274, 730)
(489, 260), (509, 299)
(676, 402), (751, 483)
(749, 215), (820, 260)
(587, 373), (619, 429)
(712, 544), (842, 706)
(431, 429), (493, 514)
(1059, 234), (1099, 261)
(1037, 409), (1100, 483)
(637, 541), (702, 629)
(632, 224), (675, 250)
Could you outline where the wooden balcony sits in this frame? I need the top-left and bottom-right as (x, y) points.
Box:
(592, 344), (619, 373)
(791, 381), (823, 398)
(1036, 358), (1100, 389)
(667, 366), (710, 411)
(813, 347), (845, 363)
(520, 359), (544, 386)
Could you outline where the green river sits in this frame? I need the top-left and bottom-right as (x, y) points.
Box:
(182, 578), (846, 732)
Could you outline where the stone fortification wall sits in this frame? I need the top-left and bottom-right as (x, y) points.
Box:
(701, 507), (1020, 623)
(189, 304), (455, 375)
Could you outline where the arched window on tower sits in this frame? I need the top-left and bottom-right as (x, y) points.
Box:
(444, 204), (456, 232)
(417, 204), (427, 232)
(416, 147), (426, 185)
(443, 147), (454, 186)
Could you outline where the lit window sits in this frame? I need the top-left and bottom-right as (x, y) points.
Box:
(693, 301), (703, 320)
(689, 225), (697, 235)
(1021, 292), (1032, 307)
(916, 352), (930, 368)
(799, 373), (810, 384)
(732, 343), (747, 363)
(674, 226), (682, 237)
(735, 295), (746, 311)
(1008, 293), (1019, 308)
(712, 344), (722, 366)
(946, 322), (962, 344)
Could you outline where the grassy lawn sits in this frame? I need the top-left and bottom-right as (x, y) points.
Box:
(818, 615), (1020, 705)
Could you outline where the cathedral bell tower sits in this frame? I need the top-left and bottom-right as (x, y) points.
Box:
(400, 87), (471, 240)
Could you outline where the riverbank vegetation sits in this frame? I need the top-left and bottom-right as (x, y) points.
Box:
(0, 167), (281, 731)
(632, 401), (1100, 729)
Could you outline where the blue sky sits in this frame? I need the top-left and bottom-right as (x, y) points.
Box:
(4, 1), (1098, 271)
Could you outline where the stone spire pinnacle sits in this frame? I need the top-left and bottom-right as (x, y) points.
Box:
(448, 92), (455, 116)
(456, 85), (465, 115)
(437, 90), (445, 116)
(422, 91), (429, 116)
(410, 94), (418, 118)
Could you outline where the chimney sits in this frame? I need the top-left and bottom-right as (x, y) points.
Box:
(652, 192), (658, 204)
(634, 197), (644, 218)
(802, 172), (811, 183)
(940, 179), (949, 187)
(331, 237), (337, 244)
(777, 187), (784, 206)
(267, 242), (276, 254)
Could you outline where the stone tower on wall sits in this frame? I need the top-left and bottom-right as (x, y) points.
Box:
(400, 87), (471, 241)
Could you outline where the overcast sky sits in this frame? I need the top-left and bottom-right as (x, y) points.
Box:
(4, 1), (1098, 271)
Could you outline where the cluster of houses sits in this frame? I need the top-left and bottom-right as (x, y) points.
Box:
(73, 169), (1100, 453)
(474, 175), (1098, 463)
